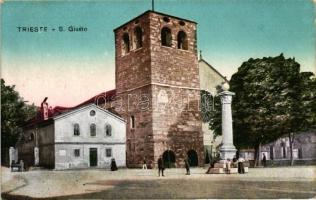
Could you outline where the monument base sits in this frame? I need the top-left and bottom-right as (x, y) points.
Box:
(219, 145), (237, 160)
(206, 160), (238, 174)
(206, 160), (249, 174)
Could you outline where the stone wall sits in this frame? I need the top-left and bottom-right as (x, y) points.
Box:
(17, 123), (55, 168)
(38, 124), (55, 168)
(114, 11), (204, 167)
(112, 86), (155, 168)
(152, 85), (204, 167)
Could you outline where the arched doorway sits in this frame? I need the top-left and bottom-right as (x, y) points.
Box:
(162, 150), (176, 168)
(187, 150), (198, 167)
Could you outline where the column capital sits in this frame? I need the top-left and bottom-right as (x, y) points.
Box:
(218, 90), (235, 97)
(219, 91), (235, 104)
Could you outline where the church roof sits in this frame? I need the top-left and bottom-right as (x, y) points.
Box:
(199, 58), (229, 82)
(23, 89), (117, 129)
(54, 103), (126, 123)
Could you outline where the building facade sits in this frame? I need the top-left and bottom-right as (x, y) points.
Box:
(260, 130), (316, 165)
(17, 104), (126, 170)
(112, 10), (204, 168)
(199, 59), (228, 160)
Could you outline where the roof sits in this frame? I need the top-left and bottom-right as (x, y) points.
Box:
(113, 10), (197, 32)
(54, 103), (126, 123)
(199, 58), (229, 82)
(23, 89), (117, 129)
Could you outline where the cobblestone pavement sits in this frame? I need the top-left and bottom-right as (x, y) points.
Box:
(1, 166), (316, 199)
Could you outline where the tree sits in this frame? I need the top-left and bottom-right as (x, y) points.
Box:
(228, 54), (315, 166)
(1, 79), (37, 163)
(285, 72), (316, 165)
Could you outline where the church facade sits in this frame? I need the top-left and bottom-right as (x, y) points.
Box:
(16, 104), (126, 170)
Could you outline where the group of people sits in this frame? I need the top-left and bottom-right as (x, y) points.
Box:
(115, 153), (267, 174)
(155, 155), (191, 177)
(205, 154), (247, 174)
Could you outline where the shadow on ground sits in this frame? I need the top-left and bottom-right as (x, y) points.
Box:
(2, 179), (316, 199)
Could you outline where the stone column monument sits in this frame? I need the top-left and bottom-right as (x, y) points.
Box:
(207, 82), (238, 174)
(218, 82), (237, 160)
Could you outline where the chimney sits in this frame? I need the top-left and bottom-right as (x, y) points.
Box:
(41, 97), (49, 120)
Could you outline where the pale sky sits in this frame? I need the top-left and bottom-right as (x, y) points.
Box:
(2, 0), (315, 107)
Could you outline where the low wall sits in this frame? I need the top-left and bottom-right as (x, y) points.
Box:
(267, 159), (316, 166)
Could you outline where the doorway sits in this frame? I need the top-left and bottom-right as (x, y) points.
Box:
(89, 148), (98, 167)
(162, 150), (176, 168)
(187, 149), (198, 167)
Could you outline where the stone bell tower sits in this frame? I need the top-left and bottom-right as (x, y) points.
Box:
(114, 10), (204, 168)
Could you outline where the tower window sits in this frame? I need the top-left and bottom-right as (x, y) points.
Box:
(130, 115), (135, 129)
(163, 17), (170, 23)
(74, 123), (80, 136)
(134, 27), (143, 49)
(179, 21), (186, 26)
(161, 27), (172, 47)
(122, 33), (130, 55)
(177, 31), (188, 50)
(90, 123), (96, 136)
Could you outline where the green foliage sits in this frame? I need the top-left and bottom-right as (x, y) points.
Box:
(1, 79), (37, 149)
(229, 54), (315, 149)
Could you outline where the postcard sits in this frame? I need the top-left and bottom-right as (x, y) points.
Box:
(1, 0), (316, 199)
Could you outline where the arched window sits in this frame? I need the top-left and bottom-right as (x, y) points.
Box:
(134, 27), (142, 49)
(161, 27), (172, 47)
(105, 124), (112, 136)
(90, 123), (96, 136)
(177, 31), (188, 50)
(122, 33), (130, 55)
(74, 123), (80, 136)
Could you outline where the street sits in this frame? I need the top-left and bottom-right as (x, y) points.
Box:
(2, 166), (316, 199)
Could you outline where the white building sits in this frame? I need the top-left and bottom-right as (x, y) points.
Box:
(199, 58), (229, 159)
(17, 103), (126, 170)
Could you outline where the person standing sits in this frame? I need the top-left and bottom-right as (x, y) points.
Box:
(111, 158), (118, 171)
(142, 157), (147, 170)
(226, 159), (231, 174)
(262, 153), (267, 167)
(158, 155), (164, 177)
(237, 157), (245, 174)
(185, 158), (190, 175)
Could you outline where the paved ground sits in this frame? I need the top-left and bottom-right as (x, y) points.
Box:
(1, 166), (316, 199)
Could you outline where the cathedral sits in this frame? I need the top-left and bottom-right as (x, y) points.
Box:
(16, 10), (227, 169)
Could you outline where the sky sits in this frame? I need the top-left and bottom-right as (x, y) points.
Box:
(1, 0), (315, 107)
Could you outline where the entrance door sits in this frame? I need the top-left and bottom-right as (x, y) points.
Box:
(187, 150), (198, 167)
(89, 148), (98, 167)
(162, 150), (176, 168)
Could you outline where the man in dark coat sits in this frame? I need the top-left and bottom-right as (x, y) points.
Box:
(262, 153), (267, 167)
(158, 155), (165, 176)
(185, 158), (190, 175)
(111, 158), (118, 171)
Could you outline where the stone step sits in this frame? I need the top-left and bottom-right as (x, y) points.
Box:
(208, 168), (225, 174)
(214, 163), (226, 168)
